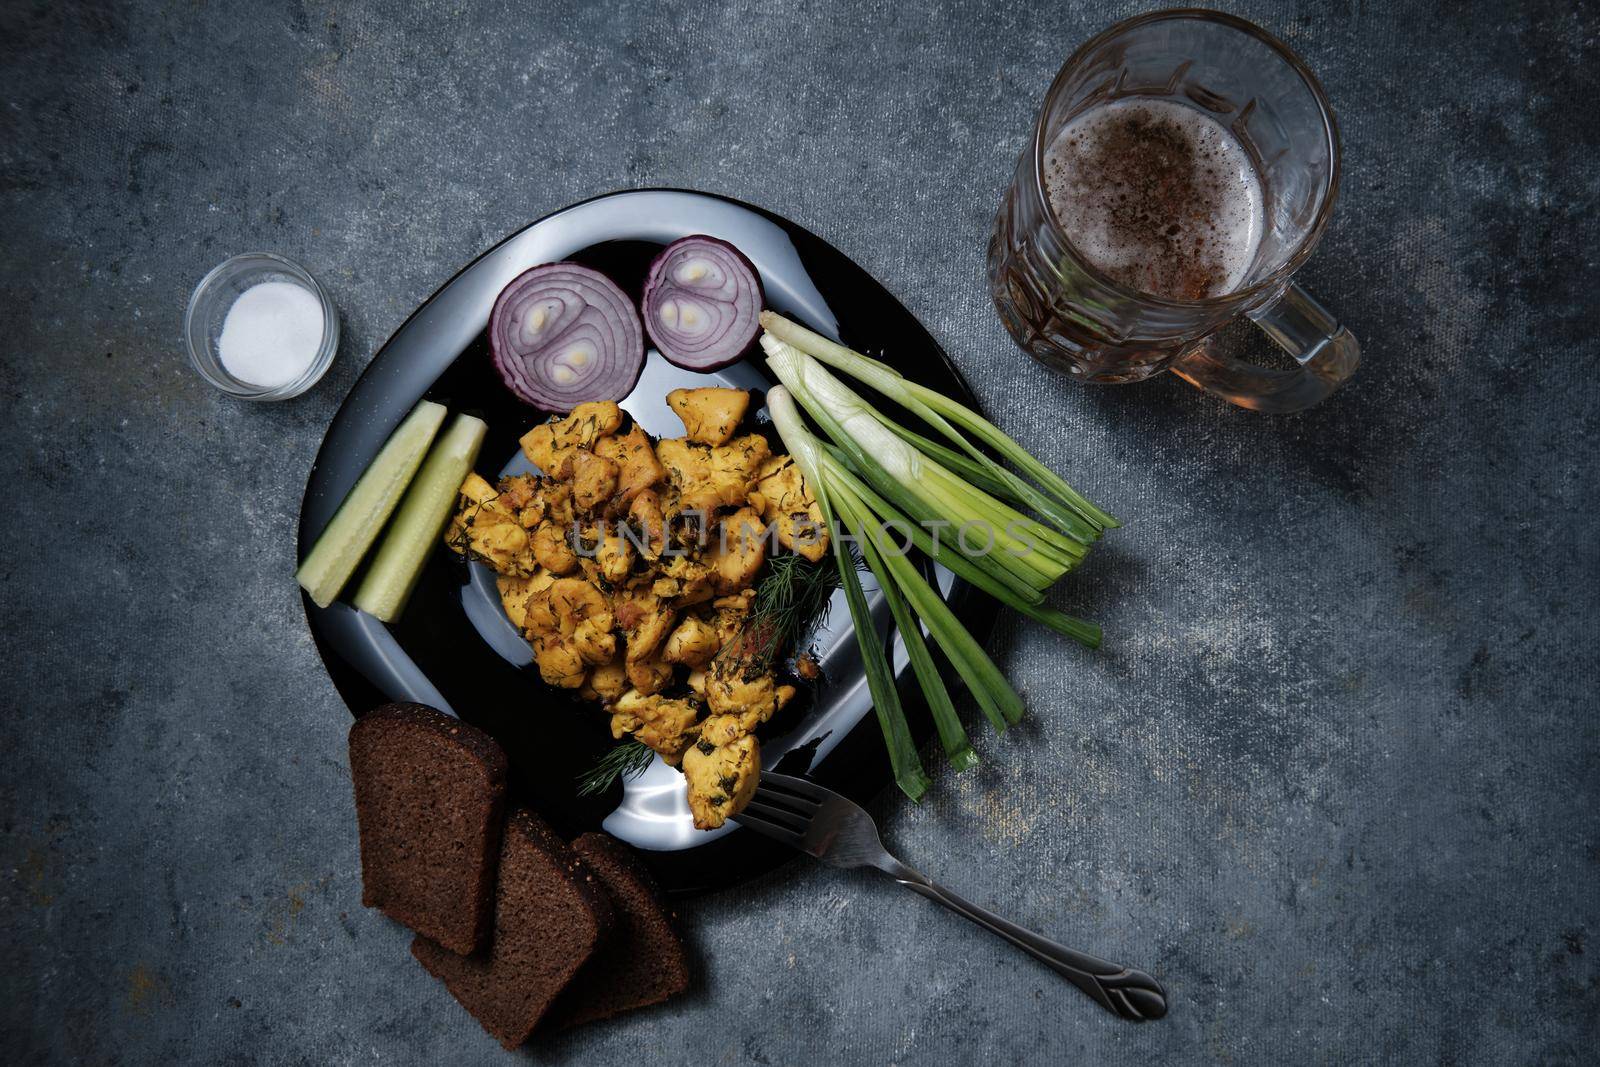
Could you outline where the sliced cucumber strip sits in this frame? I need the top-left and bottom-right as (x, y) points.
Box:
(352, 413), (487, 623)
(296, 400), (447, 608)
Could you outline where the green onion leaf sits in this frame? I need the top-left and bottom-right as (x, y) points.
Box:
(855, 503), (977, 771)
(767, 386), (930, 801)
(829, 475), (1024, 731)
(761, 310), (1119, 531)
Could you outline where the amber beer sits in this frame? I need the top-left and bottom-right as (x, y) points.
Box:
(1042, 98), (1264, 303)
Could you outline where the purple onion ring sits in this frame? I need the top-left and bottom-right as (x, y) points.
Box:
(642, 236), (763, 370)
(488, 262), (644, 410)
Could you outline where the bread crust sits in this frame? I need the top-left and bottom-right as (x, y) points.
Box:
(411, 809), (616, 1049)
(349, 702), (508, 955)
(542, 832), (691, 1030)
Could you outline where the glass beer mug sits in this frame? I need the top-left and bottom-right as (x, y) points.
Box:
(988, 10), (1359, 413)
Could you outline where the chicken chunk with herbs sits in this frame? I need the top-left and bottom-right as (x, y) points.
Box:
(708, 506), (770, 595)
(663, 615), (720, 668)
(651, 555), (715, 607)
(532, 521), (579, 575)
(614, 584), (677, 663)
(626, 489), (667, 559)
(496, 571), (555, 631)
(667, 387), (750, 446)
(752, 455), (829, 562)
(525, 578), (616, 686)
(610, 689), (701, 765)
(682, 733), (760, 829)
(519, 401), (624, 476)
(532, 634), (587, 689)
(448, 473), (536, 575)
(593, 425), (666, 512)
(705, 652), (782, 731)
(567, 449), (619, 513)
(624, 654), (674, 697)
(694, 692), (794, 751)
(580, 660), (629, 704)
(590, 523), (634, 585)
(656, 434), (771, 516)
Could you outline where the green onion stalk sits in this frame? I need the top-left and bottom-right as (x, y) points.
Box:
(760, 311), (1120, 534)
(761, 321), (1116, 795)
(766, 386), (931, 801)
(762, 335), (1091, 595)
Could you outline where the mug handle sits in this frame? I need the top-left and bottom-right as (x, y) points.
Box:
(1168, 282), (1360, 413)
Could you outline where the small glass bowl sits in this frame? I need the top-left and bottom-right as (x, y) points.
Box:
(184, 252), (339, 400)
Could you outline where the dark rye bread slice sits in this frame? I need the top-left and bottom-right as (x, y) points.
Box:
(349, 702), (508, 955)
(543, 833), (691, 1030)
(412, 809), (615, 1049)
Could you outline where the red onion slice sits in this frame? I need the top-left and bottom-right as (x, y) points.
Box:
(642, 236), (763, 370)
(489, 263), (644, 410)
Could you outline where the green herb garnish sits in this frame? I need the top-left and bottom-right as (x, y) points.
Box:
(725, 544), (864, 673)
(575, 739), (655, 797)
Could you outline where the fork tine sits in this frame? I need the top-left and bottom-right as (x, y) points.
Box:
(743, 799), (812, 832)
(752, 777), (819, 809)
(731, 807), (806, 847)
(758, 771), (830, 804)
(751, 783), (819, 816)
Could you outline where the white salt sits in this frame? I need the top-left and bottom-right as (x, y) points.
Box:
(217, 280), (325, 388)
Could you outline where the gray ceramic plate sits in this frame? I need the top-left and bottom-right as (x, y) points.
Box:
(297, 189), (995, 894)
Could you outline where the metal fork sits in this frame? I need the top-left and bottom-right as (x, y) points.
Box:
(734, 771), (1168, 1022)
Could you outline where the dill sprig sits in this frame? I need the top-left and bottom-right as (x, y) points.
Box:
(729, 546), (862, 671)
(575, 738), (655, 797)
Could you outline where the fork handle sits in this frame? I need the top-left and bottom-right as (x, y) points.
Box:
(896, 876), (1168, 1021)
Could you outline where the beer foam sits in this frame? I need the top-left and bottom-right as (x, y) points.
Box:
(1044, 97), (1264, 300)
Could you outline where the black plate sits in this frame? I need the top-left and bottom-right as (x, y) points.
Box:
(298, 189), (997, 895)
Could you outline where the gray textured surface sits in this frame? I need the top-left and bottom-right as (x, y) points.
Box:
(3, 0), (1597, 1062)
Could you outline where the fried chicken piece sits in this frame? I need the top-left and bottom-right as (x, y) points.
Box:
(705, 653), (781, 732)
(651, 555), (716, 607)
(751, 455), (829, 562)
(568, 449), (620, 514)
(610, 689), (700, 765)
(519, 401), (623, 476)
(580, 660), (629, 704)
(626, 489), (667, 559)
(525, 578), (617, 686)
(625, 655), (673, 697)
(497, 472), (543, 513)
(663, 615), (720, 668)
(532, 634), (586, 689)
(656, 434), (771, 517)
(532, 521), (579, 575)
(593, 425), (666, 512)
(541, 478), (574, 527)
(707, 506), (770, 595)
(496, 570), (555, 631)
(694, 712), (746, 749)
(448, 473), (535, 576)
(707, 590), (755, 646)
(614, 584), (677, 664)
(667, 387), (749, 446)
(682, 734), (759, 829)
(591, 523), (634, 585)
(694, 690), (795, 787)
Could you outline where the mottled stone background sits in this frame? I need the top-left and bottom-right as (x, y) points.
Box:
(2, 0), (1596, 1062)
